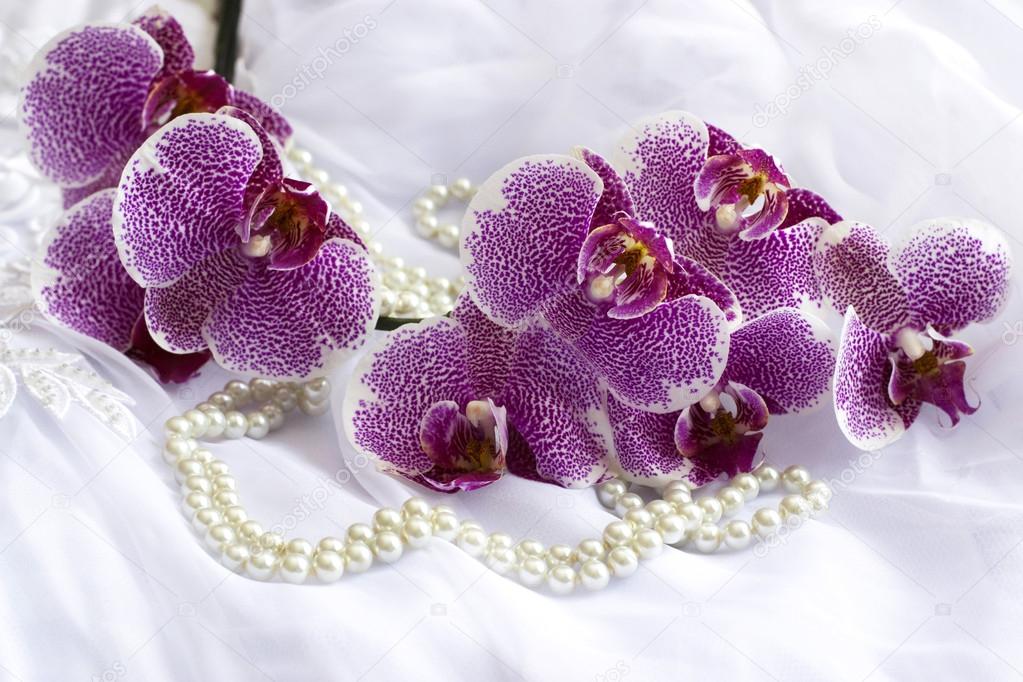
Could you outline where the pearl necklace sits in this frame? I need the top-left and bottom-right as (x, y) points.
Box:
(162, 376), (831, 594)
(284, 146), (470, 320)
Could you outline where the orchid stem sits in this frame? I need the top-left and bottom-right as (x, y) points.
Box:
(215, 0), (242, 83)
(375, 316), (426, 331)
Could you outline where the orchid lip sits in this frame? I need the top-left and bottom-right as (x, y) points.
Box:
(416, 398), (509, 491)
(887, 327), (977, 427)
(240, 178), (331, 270)
(142, 69), (232, 131)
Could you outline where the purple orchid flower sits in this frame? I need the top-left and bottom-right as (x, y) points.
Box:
(817, 219), (1012, 449)
(461, 151), (733, 415)
(600, 111), (843, 322)
(105, 108), (378, 379)
(31, 189), (210, 383)
(18, 6), (291, 209)
(344, 296), (611, 492)
(605, 308), (836, 486)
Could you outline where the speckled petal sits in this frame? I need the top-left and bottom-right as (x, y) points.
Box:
(217, 106), (284, 241)
(344, 317), (478, 479)
(31, 189), (142, 350)
(737, 185), (789, 241)
(114, 113), (264, 286)
(19, 23), (161, 187)
(143, 249), (248, 353)
(497, 325), (610, 487)
(607, 396), (691, 486)
(230, 88), (294, 145)
(727, 308), (836, 414)
(126, 316), (211, 384)
(892, 218), (1012, 331)
(667, 254), (742, 328)
(723, 218), (827, 320)
(203, 238), (379, 379)
(612, 111), (710, 255)
(779, 188), (841, 229)
(461, 154), (602, 327)
(573, 146), (635, 228)
(815, 221), (911, 333)
(132, 7), (194, 77)
(543, 289), (729, 413)
(449, 294), (517, 399)
(834, 309), (915, 450)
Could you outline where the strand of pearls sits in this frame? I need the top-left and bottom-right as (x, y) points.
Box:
(162, 377), (830, 594)
(410, 178), (476, 249)
(284, 146), (465, 319)
(595, 465), (832, 553)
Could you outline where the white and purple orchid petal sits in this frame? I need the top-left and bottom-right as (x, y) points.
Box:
(114, 113), (265, 286)
(143, 248), (248, 353)
(142, 69), (232, 131)
(543, 289), (729, 413)
(834, 308), (917, 450)
(19, 23), (162, 187)
(736, 185), (789, 240)
(31, 189), (143, 350)
(723, 218), (827, 320)
(606, 397), (691, 486)
(497, 325), (610, 487)
(667, 254), (742, 328)
(217, 106), (285, 241)
(815, 221), (911, 334)
(892, 218), (1013, 332)
(779, 188), (842, 229)
(59, 147), (134, 208)
(674, 382), (768, 485)
(132, 6), (194, 78)
(230, 88), (294, 145)
(573, 146), (635, 228)
(344, 317), (479, 484)
(926, 326), (973, 361)
(461, 154), (602, 327)
(449, 294), (518, 398)
(694, 153), (749, 210)
(612, 111), (710, 255)
(125, 316), (211, 384)
(203, 238), (379, 379)
(727, 308), (836, 415)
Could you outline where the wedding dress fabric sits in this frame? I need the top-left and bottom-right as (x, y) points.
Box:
(1, 1), (1021, 680)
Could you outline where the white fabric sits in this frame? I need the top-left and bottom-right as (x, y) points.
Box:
(2, 1), (1022, 680)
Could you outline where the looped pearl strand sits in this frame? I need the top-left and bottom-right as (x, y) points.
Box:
(411, 178), (476, 249)
(285, 146), (465, 319)
(163, 378), (830, 594)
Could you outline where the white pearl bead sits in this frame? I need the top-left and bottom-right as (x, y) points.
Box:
(752, 507), (783, 538)
(212, 474), (236, 492)
(546, 564), (576, 595)
(175, 458), (204, 483)
(732, 473), (760, 501)
(184, 409), (209, 438)
(238, 521), (264, 543)
(754, 464), (781, 492)
(182, 492), (211, 515)
(517, 556), (547, 587)
(597, 479), (627, 508)
(779, 494), (811, 522)
(450, 177), (473, 199)
(576, 539), (606, 562)
(304, 379), (329, 402)
(645, 500), (674, 519)
(314, 550), (345, 582)
(225, 380), (251, 406)
(246, 412), (269, 439)
(606, 546), (639, 578)
(432, 512), (460, 541)
(806, 491), (830, 513)
(223, 411), (247, 439)
(624, 508), (654, 530)
(676, 502), (705, 531)
(633, 528), (664, 560)
(546, 544), (574, 566)
(485, 547), (516, 575)
(486, 533), (513, 553)
(192, 508), (222, 532)
(317, 537), (345, 554)
(222, 506), (247, 526)
(221, 542), (251, 571)
(437, 224), (459, 248)
(514, 539), (545, 560)
(280, 553), (311, 583)
(209, 392), (235, 412)
(782, 465), (811, 493)
(804, 480), (832, 501)
(246, 550), (278, 580)
(261, 404), (284, 431)
(655, 513), (687, 545)
(373, 508), (403, 532)
(273, 387), (298, 412)
(697, 497), (723, 524)
(182, 475), (212, 495)
(723, 520), (752, 550)
(344, 541), (374, 573)
(206, 461), (230, 477)
(163, 436), (194, 463)
(403, 517), (433, 548)
(415, 215), (439, 238)
(663, 487), (692, 507)
(201, 408), (226, 438)
(298, 395), (330, 416)
(579, 559), (611, 591)
(164, 416), (191, 439)
(205, 523), (237, 551)
(602, 521), (634, 548)
(717, 486), (744, 516)
(286, 538), (314, 557)
(614, 492), (645, 516)
(249, 378), (277, 402)
(457, 527), (487, 557)
(401, 497), (431, 519)
(191, 448), (213, 464)
(260, 532), (285, 552)
(213, 491), (239, 508)
(347, 523), (375, 544)
(426, 185), (449, 204)
(693, 524), (722, 553)
(373, 531), (404, 563)
(412, 196), (436, 216)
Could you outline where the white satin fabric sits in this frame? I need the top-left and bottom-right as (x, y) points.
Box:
(1, 1), (1022, 680)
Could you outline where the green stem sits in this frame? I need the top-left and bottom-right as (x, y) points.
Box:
(214, 0), (243, 83)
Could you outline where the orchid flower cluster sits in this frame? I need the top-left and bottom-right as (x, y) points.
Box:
(345, 111), (1012, 493)
(21, 11), (1012, 496)
(22, 8), (378, 382)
